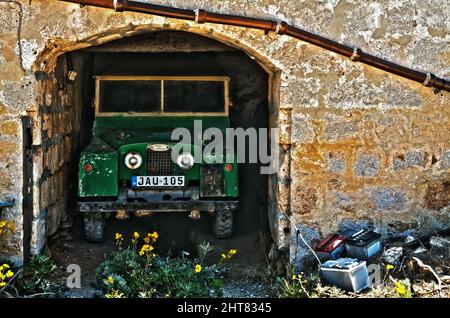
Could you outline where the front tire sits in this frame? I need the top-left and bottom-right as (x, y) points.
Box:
(213, 206), (234, 239)
(84, 212), (106, 242)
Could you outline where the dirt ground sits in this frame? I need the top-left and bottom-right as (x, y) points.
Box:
(47, 211), (276, 298)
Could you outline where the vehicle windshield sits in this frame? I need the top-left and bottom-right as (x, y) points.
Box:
(95, 76), (229, 116)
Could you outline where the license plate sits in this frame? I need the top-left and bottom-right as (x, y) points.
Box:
(132, 176), (185, 187)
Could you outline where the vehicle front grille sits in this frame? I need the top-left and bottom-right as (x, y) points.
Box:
(147, 148), (174, 176)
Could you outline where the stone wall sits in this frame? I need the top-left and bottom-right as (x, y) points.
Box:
(31, 56), (74, 255)
(0, 0), (449, 268)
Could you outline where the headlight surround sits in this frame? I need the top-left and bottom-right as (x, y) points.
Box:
(177, 153), (194, 170)
(124, 152), (143, 170)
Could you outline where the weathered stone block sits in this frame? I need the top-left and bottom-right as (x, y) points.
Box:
(31, 216), (46, 255)
(291, 185), (321, 215)
(393, 151), (427, 170)
(46, 199), (66, 237)
(63, 111), (73, 134)
(424, 180), (450, 210)
(323, 119), (359, 141)
(0, 76), (37, 112)
(338, 219), (374, 237)
(0, 120), (18, 136)
(354, 153), (380, 177)
(0, 3), (20, 34)
(42, 113), (52, 139)
(371, 187), (407, 211)
(291, 113), (315, 143)
(325, 152), (345, 174)
(32, 184), (41, 219)
(32, 115), (43, 146)
(50, 144), (60, 173)
(58, 140), (65, 168)
(332, 192), (355, 211)
(63, 136), (71, 162)
(40, 178), (49, 209)
(289, 224), (321, 272)
(441, 150), (450, 170)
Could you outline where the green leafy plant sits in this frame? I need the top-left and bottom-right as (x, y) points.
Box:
(96, 232), (226, 298)
(277, 269), (346, 298)
(16, 255), (56, 295)
(0, 220), (15, 244)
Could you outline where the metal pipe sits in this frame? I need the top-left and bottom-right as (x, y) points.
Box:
(59, 0), (450, 92)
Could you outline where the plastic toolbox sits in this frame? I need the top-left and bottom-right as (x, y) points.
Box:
(320, 258), (370, 292)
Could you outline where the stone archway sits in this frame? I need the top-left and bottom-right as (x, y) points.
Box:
(29, 26), (289, 265)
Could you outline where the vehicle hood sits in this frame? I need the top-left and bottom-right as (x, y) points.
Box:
(93, 116), (230, 149)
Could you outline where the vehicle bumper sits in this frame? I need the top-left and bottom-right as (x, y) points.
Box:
(78, 200), (238, 213)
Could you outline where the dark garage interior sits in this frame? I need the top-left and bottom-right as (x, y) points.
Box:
(47, 31), (272, 277)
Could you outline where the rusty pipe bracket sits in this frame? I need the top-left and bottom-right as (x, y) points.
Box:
(275, 21), (288, 35)
(349, 47), (362, 62)
(423, 73), (432, 86)
(194, 9), (208, 24)
(113, 0), (125, 12)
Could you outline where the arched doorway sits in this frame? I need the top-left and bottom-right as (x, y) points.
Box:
(34, 30), (283, 278)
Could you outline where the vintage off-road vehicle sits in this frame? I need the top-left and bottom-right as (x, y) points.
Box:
(78, 76), (238, 242)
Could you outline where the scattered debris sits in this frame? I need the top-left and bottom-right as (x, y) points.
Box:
(383, 247), (403, 265)
(404, 235), (416, 245)
(412, 247), (428, 255)
(429, 236), (450, 262)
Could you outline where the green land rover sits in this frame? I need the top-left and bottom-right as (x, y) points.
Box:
(78, 76), (238, 242)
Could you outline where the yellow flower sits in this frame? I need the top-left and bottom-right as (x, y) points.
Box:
(144, 231), (159, 244)
(139, 244), (154, 256)
(2, 264), (9, 269)
(228, 249), (237, 255)
(395, 281), (407, 295)
(133, 232), (140, 240)
(6, 270), (14, 278)
(194, 264), (202, 273)
(0, 282), (6, 287)
(292, 274), (297, 280)
(221, 253), (227, 259)
(115, 233), (123, 240)
(105, 289), (125, 298)
(107, 276), (114, 284)
(386, 264), (394, 271)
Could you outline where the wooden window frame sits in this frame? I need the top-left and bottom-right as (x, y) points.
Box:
(94, 75), (230, 117)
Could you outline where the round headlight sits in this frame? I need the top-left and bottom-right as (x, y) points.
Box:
(177, 153), (194, 170)
(125, 152), (142, 170)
